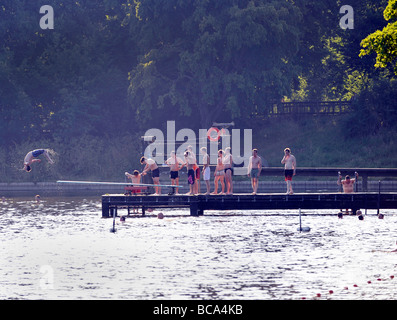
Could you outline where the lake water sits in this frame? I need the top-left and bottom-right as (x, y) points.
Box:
(1, 196), (396, 300)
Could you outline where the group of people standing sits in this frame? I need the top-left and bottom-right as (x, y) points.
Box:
(126, 146), (297, 196)
(22, 147), (297, 196)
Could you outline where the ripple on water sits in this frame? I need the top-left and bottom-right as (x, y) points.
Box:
(1, 198), (397, 299)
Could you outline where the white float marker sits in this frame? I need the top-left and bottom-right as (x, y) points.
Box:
(297, 208), (311, 232)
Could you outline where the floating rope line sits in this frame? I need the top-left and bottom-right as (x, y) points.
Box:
(301, 273), (396, 300)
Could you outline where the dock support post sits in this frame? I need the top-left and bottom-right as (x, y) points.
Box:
(377, 180), (381, 215)
(102, 203), (110, 218)
(190, 201), (199, 216)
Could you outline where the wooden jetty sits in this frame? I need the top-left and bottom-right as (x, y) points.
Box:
(101, 192), (397, 217)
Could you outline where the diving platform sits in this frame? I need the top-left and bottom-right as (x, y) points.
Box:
(101, 192), (397, 217)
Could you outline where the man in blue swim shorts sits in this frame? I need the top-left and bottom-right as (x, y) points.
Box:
(247, 149), (262, 195)
(23, 149), (55, 172)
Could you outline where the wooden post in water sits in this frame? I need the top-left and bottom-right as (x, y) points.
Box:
(190, 199), (199, 216)
(377, 180), (381, 215)
(102, 202), (110, 218)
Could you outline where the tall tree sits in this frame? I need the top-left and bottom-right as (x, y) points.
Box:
(127, 0), (303, 129)
(0, 1), (138, 145)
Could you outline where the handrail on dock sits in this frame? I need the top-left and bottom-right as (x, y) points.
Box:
(161, 166), (397, 192)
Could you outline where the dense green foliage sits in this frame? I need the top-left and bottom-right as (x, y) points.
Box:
(0, 0), (396, 182)
(360, 0), (397, 74)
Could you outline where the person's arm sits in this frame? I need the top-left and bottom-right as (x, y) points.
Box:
(292, 156), (296, 175)
(247, 156), (252, 176)
(177, 157), (185, 170)
(258, 157), (262, 175)
(125, 172), (133, 179)
(206, 155), (210, 167)
(353, 171), (358, 183)
(281, 155), (286, 164)
(141, 164), (149, 175)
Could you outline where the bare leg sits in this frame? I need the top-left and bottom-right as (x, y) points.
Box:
(205, 180), (210, 194)
(212, 176), (219, 194)
(153, 177), (161, 194)
(220, 176), (225, 194)
(43, 150), (54, 164)
(287, 181), (293, 194)
(253, 178), (258, 194)
(225, 173), (230, 194)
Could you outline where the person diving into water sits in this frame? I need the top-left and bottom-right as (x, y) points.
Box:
(23, 149), (55, 172)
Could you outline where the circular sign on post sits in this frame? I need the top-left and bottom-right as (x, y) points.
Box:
(207, 127), (220, 141)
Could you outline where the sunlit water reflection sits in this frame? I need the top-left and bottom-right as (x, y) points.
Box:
(1, 196), (396, 300)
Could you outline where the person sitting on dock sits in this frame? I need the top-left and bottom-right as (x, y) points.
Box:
(125, 170), (144, 194)
(23, 149), (55, 172)
(248, 149), (262, 195)
(125, 170), (142, 210)
(140, 157), (161, 195)
(281, 148), (296, 195)
(165, 151), (184, 194)
(337, 174), (358, 193)
(125, 170), (141, 184)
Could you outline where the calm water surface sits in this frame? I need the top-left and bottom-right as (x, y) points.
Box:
(1, 196), (396, 300)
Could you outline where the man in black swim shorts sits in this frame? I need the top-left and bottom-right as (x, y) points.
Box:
(141, 157), (161, 195)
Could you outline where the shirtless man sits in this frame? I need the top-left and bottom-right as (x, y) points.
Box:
(187, 145), (200, 194)
(125, 170), (142, 210)
(200, 147), (211, 195)
(337, 173), (358, 193)
(281, 148), (296, 195)
(23, 149), (54, 172)
(125, 170), (142, 184)
(212, 150), (225, 195)
(248, 149), (262, 195)
(184, 151), (196, 195)
(223, 147), (233, 194)
(140, 157), (161, 195)
(165, 151), (184, 194)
